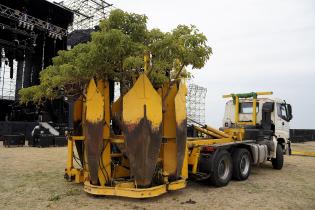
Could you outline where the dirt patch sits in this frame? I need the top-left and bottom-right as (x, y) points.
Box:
(0, 142), (315, 210)
(292, 141), (315, 153)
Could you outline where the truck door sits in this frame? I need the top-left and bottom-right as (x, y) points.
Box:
(275, 103), (290, 140)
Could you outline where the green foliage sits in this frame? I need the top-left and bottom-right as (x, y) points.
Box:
(19, 9), (212, 104)
(19, 85), (44, 104)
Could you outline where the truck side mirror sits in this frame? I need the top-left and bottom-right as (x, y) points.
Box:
(287, 104), (293, 121)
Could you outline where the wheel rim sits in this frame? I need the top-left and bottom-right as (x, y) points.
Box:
(240, 154), (250, 176)
(218, 157), (230, 180)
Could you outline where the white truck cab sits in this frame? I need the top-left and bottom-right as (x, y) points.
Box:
(222, 94), (293, 157)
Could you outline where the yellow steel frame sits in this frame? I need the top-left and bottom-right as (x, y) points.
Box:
(66, 134), (188, 197)
(186, 137), (240, 174)
(187, 137), (234, 148)
(83, 179), (186, 198)
(193, 125), (224, 139)
(203, 125), (230, 138)
(65, 132), (237, 185)
(234, 97), (257, 126)
(84, 179), (186, 198)
(84, 181), (167, 198)
(188, 147), (200, 174)
(223, 92), (273, 126)
(65, 136), (85, 183)
(224, 128), (245, 141)
(291, 150), (315, 157)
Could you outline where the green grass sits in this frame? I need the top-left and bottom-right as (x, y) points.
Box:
(48, 193), (61, 201)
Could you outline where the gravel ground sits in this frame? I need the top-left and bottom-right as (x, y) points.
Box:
(0, 142), (315, 210)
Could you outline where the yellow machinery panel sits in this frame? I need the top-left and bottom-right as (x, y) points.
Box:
(159, 84), (178, 177)
(73, 96), (83, 135)
(123, 74), (162, 128)
(98, 140), (111, 186)
(224, 128), (245, 141)
(85, 79), (104, 123)
(111, 97), (121, 118)
(97, 80), (111, 139)
(174, 81), (188, 177)
(122, 73), (163, 187)
(96, 80), (112, 186)
(85, 79), (105, 185)
(160, 84), (178, 138)
(161, 138), (177, 177)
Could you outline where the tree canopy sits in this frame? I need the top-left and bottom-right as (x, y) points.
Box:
(19, 9), (212, 104)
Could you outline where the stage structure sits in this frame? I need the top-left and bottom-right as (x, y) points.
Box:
(0, 52), (17, 101)
(55, 0), (113, 32)
(187, 83), (207, 125)
(0, 0), (73, 101)
(0, 1), (114, 145)
(0, 0), (73, 124)
(53, 0), (113, 48)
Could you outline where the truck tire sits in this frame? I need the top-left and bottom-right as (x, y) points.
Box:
(272, 144), (283, 170)
(210, 150), (232, 187)
(232, 148), (251, 181)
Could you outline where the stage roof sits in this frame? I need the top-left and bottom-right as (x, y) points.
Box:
(1, 0), (73, 29)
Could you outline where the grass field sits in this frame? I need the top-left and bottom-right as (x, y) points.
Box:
(0, 142), (315, 210)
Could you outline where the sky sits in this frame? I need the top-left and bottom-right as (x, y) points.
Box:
(112, 0), (315, 129)
(50, 0), (315, 129)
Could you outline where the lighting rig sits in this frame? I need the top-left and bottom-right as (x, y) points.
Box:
(0, 1), (73, 100)
(0, 3), (67, 39)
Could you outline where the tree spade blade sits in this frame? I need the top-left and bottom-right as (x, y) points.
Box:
(85, 79), (104, 185)
(175, 81), (187, 177)
(123, 74), (162, 187)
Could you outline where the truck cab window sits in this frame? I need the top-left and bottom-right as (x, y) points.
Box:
(239, 102), (259, 114)
(277, 103), (288, 120)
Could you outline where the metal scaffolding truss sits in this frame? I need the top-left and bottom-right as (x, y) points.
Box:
(113, 82), (207, 126)
(56, 0), (113, 31)
(0, 58), (17, 100)
(186, 83), (207, 125)
(0, 3), (67, 38)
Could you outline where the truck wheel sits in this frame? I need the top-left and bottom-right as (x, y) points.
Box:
(210, 150), (232, 187)
(232, 148), (251, 181)
(272, 144), (283, 170)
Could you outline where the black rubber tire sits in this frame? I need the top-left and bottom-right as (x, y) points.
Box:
(232, 148), (251, 181)
(64, 173), (73, 182)
(209, 150), (233, 187)
(272, 144), (284, 170)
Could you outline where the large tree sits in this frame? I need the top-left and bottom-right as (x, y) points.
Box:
(19, 9), (212, 104)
